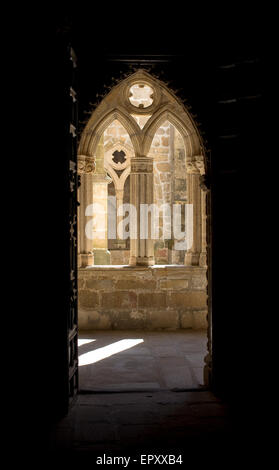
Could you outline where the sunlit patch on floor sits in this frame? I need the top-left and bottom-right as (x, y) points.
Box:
(78, 338), (96, 347)
(78, 339), (144, 366)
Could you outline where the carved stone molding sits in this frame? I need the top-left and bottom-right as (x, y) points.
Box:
(186, 160), (199, 174)
(194, 155), (205, 175)
(123, 73), (161, 115)
(104, 142), (132, 172)
(130, 157), (153, 174)
(77, 155), (96, 175)
(186, 155), (205, 175)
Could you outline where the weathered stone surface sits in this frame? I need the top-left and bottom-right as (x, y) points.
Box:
(193, 310), (208, 329)
(101, 291), (137, 309)
(86, 279), (113, 290)
(138, 292), (166, 308)
(156, 163), (171, 172)
(79, 309), (112, 329)
(110, 250), (130, 265)
(160, 172), (171, 182)
(111, 310), (146, 329)
(78, 266), (207, 330)
(181, 310), (207, 329)
(155, 155), (169, 162)
(161, 136), (169, 146)
(191, 276), (208, 289)
(181, 311), (194, 328)
(78, 310), (90, 329)
(146, 309), (179, 329)
(77, 277), (86, 288)
(160, 279), (189, 290)
(115, 280), (157, 290)
(168, 292), (207, 308)
(79, 290), (99, 309)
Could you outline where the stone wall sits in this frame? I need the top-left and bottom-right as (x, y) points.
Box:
(102, 119), (189, 265)
(78, 266), (207, 330)
(151, 121), (172, 207)
(104, 119), (133, 148)
(150, 122), (188, 264)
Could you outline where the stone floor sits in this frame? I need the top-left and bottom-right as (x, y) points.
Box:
(51, 390), (232, 462)
(48, 332), (246, 462)
(78, 330), (207, 392)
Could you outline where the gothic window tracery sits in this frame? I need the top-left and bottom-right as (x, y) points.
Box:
(77, 70), (206, 267)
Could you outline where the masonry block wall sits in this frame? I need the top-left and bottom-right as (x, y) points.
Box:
(151, 123), (188, 264)
(78, 266), (207, 330)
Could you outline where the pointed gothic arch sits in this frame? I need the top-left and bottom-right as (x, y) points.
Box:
(142, 106), (201, 158)
(78, 69), (206, 166)
(79, 107), (142, 157)
(78, 69), (207, 266)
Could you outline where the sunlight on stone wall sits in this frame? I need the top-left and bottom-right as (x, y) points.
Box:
(101, 120), (188, 265)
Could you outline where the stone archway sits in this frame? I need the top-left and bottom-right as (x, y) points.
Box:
(77, 69), (212, 386)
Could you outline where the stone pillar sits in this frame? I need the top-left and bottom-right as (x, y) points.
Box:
(113, 188), (126, 249)
(184, 155), (204, 266)
(92, 135), (111, 265)
(129, 156), (155, 266)
(77, 155), (96, 267)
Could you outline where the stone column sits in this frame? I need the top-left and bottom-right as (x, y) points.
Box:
(77, 155), (96, 267)
(92, 135), (112, 265)
(129, 156), (155, 266)
(184, 155), (204, 266)
(113, 188), (126, 249)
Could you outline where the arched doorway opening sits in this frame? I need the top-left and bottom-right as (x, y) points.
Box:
(77, 70), (211, 391)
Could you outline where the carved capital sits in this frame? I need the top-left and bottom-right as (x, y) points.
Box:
(77, 155), (96, 175)
(186, 155), (205, 175)
(186, 161), (199, 174)
(131, 156), (153, 174)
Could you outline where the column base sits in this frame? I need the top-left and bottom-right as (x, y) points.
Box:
(79, 253), (94, 268)
(135, 256), (155, 267)
(129, 255), (137, 266)
(93, 249), (111, 265)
